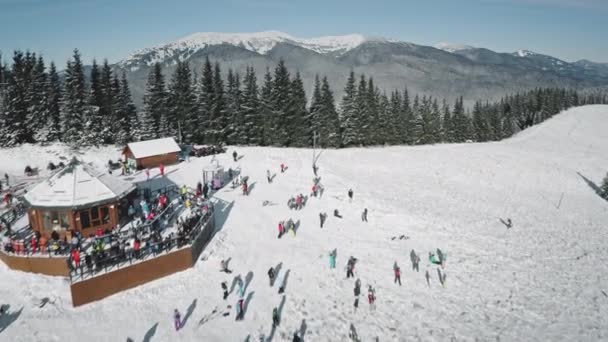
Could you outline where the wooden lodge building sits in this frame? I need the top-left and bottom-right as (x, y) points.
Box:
(122, 137), (181, 170)
(23, 159), (136, 239)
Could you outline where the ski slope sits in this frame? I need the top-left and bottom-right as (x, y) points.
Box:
(1, 105), (607, 341)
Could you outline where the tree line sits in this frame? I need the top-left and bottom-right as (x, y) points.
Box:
(1, 49), (607, 148)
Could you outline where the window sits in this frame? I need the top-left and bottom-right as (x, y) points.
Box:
(42, 210), (70, 231)
(101, 207), (110, 224)
(80, 210), (91, 229)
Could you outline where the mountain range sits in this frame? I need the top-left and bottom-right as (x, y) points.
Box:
(113, 31), (608, 107)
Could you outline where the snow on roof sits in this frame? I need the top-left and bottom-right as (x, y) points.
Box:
(24, 160), (135, 209)
(126, 138), (181, 159)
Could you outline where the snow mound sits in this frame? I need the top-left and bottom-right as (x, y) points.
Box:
(1, 106), (608, 341)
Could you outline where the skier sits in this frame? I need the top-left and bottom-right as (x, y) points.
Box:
(436, 248), (446, 267)
(173, 309), (182, 331)
(295, 195), (302, 210)
(410, 249), (420, 272)
(272, 307), (279, 327)
(429, 252), (441, 265)
(278, 221), (285, 238)
(319, 212), (327, 228)
(233, 151), (238, 162)
(425, 269), (430, 287)
(393, 262), (402, 286)
(354, 278), (361, 296)
(348, 188), (354, 202)
(361, 208), (368, 222)
(159, 163), (165, 177)
(222, 281), (229, 300)
(236, 298), (244, 320)
(242, 182), (248, 196)
(267, 170), (272, 183)
(311, 184), (317, 197)
(268, 267), (275, 286)
(367, 286), (376, 310)
(280, 163), (285, 173)
(329, 249), (337, 269)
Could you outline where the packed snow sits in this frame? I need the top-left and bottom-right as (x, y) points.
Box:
(1, 105), (608, 341)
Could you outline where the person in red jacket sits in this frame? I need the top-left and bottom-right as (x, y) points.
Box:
(393, 262), (401, 286)
(159, 164), (165, 177)
(133, 239), (141, 259)
(30, 236), (38, 253)
(278, 221), (284, 238)
(242, 182), (248, 196)
(96, 227), (103, 237)
(72, 248), (81, 269)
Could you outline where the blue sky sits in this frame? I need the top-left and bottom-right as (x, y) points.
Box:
(1, 0), (606, 66)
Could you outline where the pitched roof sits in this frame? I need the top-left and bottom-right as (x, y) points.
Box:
(24, 159), (136, 209)
(125, 137), (181, 159)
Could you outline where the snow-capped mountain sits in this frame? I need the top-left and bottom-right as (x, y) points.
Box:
(121, 31), (368, 70)
(435, 42), (475, 53)
(115, 31), (608, 108)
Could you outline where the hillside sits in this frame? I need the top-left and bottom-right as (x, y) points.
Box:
(1, 105), (607, 341)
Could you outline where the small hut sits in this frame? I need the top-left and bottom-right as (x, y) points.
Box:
(122, 137), (181, 169)
(23, 159), (136, 239)
(203, 159), (224, 190)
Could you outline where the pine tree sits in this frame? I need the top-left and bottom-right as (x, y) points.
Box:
(310, 75), (323, 141)
(388, 90), (403, 145)
(141, 63), (167, 140)
(241, 66), (261, 145)
(472, 100), (489, 142)
(86, 60), (108, 144)
(451, 96), (469, 142)
(61, 49), (90, 145)
(99, 60), (115, 136)
(319, 76), (341, 147)
(355, 75), (369, 144)
(46, 62), (62, 142)
(441, 99), (452, 143)
(401, 88), (414, 144)
(211, 62), (227, 144)
(339, 71), (361, 147)
(364, 77), (380, 145)
(226, 69), (243, 144)
(197, 56), (214, 143)
(167, 61), (196, 142)
(376, 92), (391, 145)
(260, 68), (274, 146)
(30, 56), (52, 143)
(286, 71), (309, 147)
(271, 59), (291, 146)
(115, 72), (137, 144)
(2, 51), (29, 145)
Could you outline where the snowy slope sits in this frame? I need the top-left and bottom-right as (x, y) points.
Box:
(435, 42), (475, 53)
(1, 106), (608, 341)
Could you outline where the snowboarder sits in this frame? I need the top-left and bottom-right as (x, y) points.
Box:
(333, 209), (342, 218)
(222, 281), (229, 300)
(429, 252), (441, 265)
(361, 208), (368, 222)
(329, 249), (337, 269)
(173, 309), (182, 331)
(410, 249), (420, 272)
(233, 151), (238, 162)
(319, 212), (327, 228)
(159, 163), (165, 177)
(272, 307), (279, 327)
(268, 267), (275, 286)
(267, 170), (272, 183)
(393, 262), (402, 286)
(348, 188), (354, 202)
(425, 269), (430, 287)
